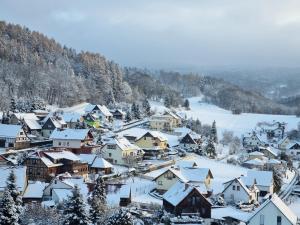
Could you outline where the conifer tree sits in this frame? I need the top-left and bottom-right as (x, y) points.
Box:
(211, 120), (218, 143)
(63, 185), (90, 225)
(131, 102), (136, 119)
(134, 104), (141, 119)
(142, 99), (151, 116)
(183, 99), (190, 110)
(106, 208), (133, 225)
(125, 111), (132, 122)
(6, 170), (22, 220)
(10, 98), (16, 113)
(273, 168), (282, 193)
(0, 189), (19, 225)
(205, 138), (217, 158)
(90, 177), (106, 224)
(164, 96), (170, 108)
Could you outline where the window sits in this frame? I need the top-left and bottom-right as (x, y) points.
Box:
(237, 186), (240, 191)
(158, 181), (162, 185)
(260, 215), (264, 225)
(144, 137), (146, 140)
(58, 142), (61, 146)
(109, 153), (112, 157)
(277, 216), (281, 225)
(20, 132), (24, 135)
(232, 185), (235, 190)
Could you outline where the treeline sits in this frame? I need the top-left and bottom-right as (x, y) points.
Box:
(0, 21), (132, 110)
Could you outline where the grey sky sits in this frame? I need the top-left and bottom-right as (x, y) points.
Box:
(1, 0), (300, 70)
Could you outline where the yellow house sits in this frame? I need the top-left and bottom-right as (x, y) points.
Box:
(149, 115), (174, 131)
(152, 166), (213, 193)
(163, 111), (182, 127)
(135, 131), (168, 159)
(101, 137), (144, 166)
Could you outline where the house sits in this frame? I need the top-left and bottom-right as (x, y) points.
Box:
(62, 112), (82, 128)
(22, 118), (42, 135)
(41, 116), (67, 138)
(111, 109), (126, 120)
(33, 109), (49, 121)
(222, 178), (259, 204)
(50, 128), (94, 154)
(259, 146), (279, 159)
(82, 113), (100, 128)
(179, 132), (202, 149)
(135, 131), (168, 159)
(243, 158), (266, 170)
(241, 170), (274, 198)
(0, 166), (27, 197)
(22, 181), (47, 203)
(278, 136), (291, 150)
(85, 104), (113, 122)
(10, 113), (39, 125)
(119, 185), (131, 207)
(0, 124), (30, 149)
(286, 142), (300, 158)
(248, 151), (265, 160)
(79, 154), (113, 174)
(25, 150), (88, 182)
(163, 111), (182, 127)
(152, 166), (213, 194)
(257, 121), (286, 139)
(243, 132), (264, 148)
(149, 113), (180, 131)
(163, 181), (211, 218)
(43, 176), (89, 204)
(101, 136), (144, 166)
(246, 194), (297, 225)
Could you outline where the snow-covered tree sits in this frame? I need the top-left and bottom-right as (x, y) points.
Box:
(10, 98), (16, 113)
(90, 177), (106, 224)
(0, 189), (19, 225)
(164, 96), (170, 108)
(131, 102), (141, 119)
(273, 168), (283, 193)
(183, 99), (190, 110)
(125, 111), (132, 122)
(6, 170), (22, 219)
(63, 185), (90, 225)
(142, 99), (151, 117)
(205, 138), (216, 158)
(106, 209), (133, 225)
(211, 120), (218, 143)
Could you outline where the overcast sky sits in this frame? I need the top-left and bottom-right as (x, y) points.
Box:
(1, 0), (300, 70)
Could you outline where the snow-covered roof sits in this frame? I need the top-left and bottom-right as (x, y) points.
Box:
(85, 104), (112, 117)
(23, 181), (47, 198)
(211, 206), (251, 222)
(50, 128), (91, 140)
(13, 113), (39, 121)
(62, 112), (82, 123)
(106, 137), (141, 151)
(0, 166), (27, 192)
(249, 151), (264, 156)
(175, 160), (198, 169)
(40, 156), (63, 168)
(242, 170), (273, 188)
(163, 181), (210, 206)
(136, 131), (167, 142)
(79, 154), (96, 165)
(24, 119), (42, 130)
(243, 158), (265, 166)
(44, 151), (80, 161)
(222, 178), (253, 196)
(0, 124), (23, 139)
(91, 157), (112, 169)
(247, 194), (297, 224)
(52, 188), (72, 202)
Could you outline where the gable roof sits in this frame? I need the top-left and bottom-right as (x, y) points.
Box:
(50, 128), (91, 140)
(24, 119), (42, 130)
(43, 151), (81, 161)
(85, 104), (112, 117)
(136, 131), (167, 142)
(105, 137), (141, 151)
(222, 178), (253, 196)
(163, 181), (211, 207)
(23, 181), (47, 199)
(91, 157), (112, 168)
(62, 112), (82, 123)
(180, 133), (197, 144)
(247, 194), (297, 224)
(13, 113), (39, 121)
(0, 124), (23, 138)
(242, 170), (273, 188)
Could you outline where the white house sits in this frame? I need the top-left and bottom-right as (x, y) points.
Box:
(0, 124), (30, 149)
(85, 104), (113, 122)
(285, 142), (300, 158)
(50, 128), (94, 149)
(222, 178), (259, 204)
(247, 194), (297, 225)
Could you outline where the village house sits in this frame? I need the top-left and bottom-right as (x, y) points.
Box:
(246, 194), (297, 225)
(243, 158), (266, 170)
(152, 166), (213, 194)
(62, 112), (82, 129)
(259, 146), (280, 159)
(135, 131), (168, 159)
(50, 128), (94, 154)
(10, 113), (39, 125)
(257, 121), (286, 139)
(248, 151), (265, 160)
(110, 109), (126, 120)
(82, 113), (100, 128)
(101, 136), (144, 166)
(163, 181), (212, 218)
(278, 136), (291, 150)
(242, 132), (264, 148)
(79, 154), (113, 174)
(222, 177), (259, 204)
(25, 150), (88, 182)
(33, 109), (49, 121)
(0, 124), (30, 149)
(22, 118), (42, 135)
(85, 104), (113, 122)
(285, 142), (300, 158)
(22, 181), (47, 203)
(149, 111), (182, 131)
(41, 116), (67, 138)
(179, 132), (202, 149)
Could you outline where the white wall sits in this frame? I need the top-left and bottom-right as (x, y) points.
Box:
(223, 180), (251, 203)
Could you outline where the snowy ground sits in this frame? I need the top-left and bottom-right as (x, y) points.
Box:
(288, 195), (300, 217)
(151, 97), (300, 137)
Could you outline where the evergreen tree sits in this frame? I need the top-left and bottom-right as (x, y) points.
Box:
(6, 170), (22, 220)
(63, 185), (90, 225)
(164, 96), (170, 108)
(142, 99), (151, 117)
(131, 102), (136, 119)
(125, 111), (132, 122)
(10, 98), (16, 113)
(106, 209), (133, 225)
(273, 168), (282, 193)
(183, 99), (190, 110)
(211, 120), (218, 143)
(134, 104), (141, 119)
(0, 189), (19, 225)
(205, 138), (217, 158)
(90, 177), (107, 224)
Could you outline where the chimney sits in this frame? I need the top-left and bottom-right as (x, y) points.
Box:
(184, 183), (189, 191)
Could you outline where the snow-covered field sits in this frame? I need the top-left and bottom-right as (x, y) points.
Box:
(152, 97), (300, 137)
